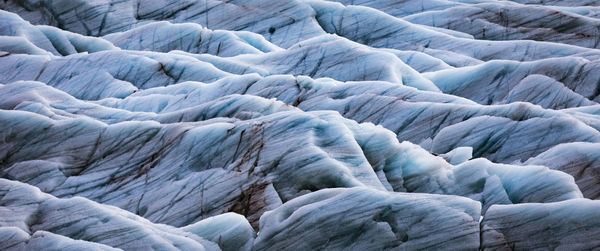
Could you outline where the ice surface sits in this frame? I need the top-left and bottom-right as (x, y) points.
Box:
(404, 2), (600, 49)
(104, 21), (281, 56)
(254, 188), (481, 250)
(0, 82), (587, 227)
(424, 57), (600, 105)
(482, 199), (600, 250)
(526, 142), (600, 199)
(0, 178), (220, 250)
(1, 0), (600, 250)
(181, 213), (255, 251)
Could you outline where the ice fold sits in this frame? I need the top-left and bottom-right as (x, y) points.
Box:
(253, 187), (481, 250)
(1, 0), (599, 249)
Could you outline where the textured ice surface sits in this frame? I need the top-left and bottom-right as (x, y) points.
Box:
(526, 142), (600, 199)
(482, 199), (600, 250)
(254, 188), (481, 250)
(0, 178), (221, 250)
(1, 0), (600, 250)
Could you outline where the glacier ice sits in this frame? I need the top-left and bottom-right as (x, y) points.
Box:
(181, 213), (255, 251)
(104, 21), (281, 56)
(0, 178), (221, 250)
(253, 188), (481, 250)
(1, 0), (600, 250)
(525, 142), (600, 199)
(482, 199), (600, 250)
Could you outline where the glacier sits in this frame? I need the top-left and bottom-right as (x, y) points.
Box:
(1, 0), (600, 250)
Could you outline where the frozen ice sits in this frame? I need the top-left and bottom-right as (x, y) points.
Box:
(181, 213), (255, 251)
(482, 199), (600, 250)
(1, 0), (600, 250)
(526, 142), (600, 199)
(254, 188), (481, 250)
(0, 178), (220, 250)
(104, 21), (281, 56)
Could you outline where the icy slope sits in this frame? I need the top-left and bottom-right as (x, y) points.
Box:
(1, 0), (600, 250)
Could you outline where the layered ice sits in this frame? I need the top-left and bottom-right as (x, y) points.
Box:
(254, 188), (481, 250)
(526, 142), (600, 199)
(1, 0), (600, 250)
(0, 80), (587, 234)
(482, 199), (600, 250)
(0, 178), (222, 250)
